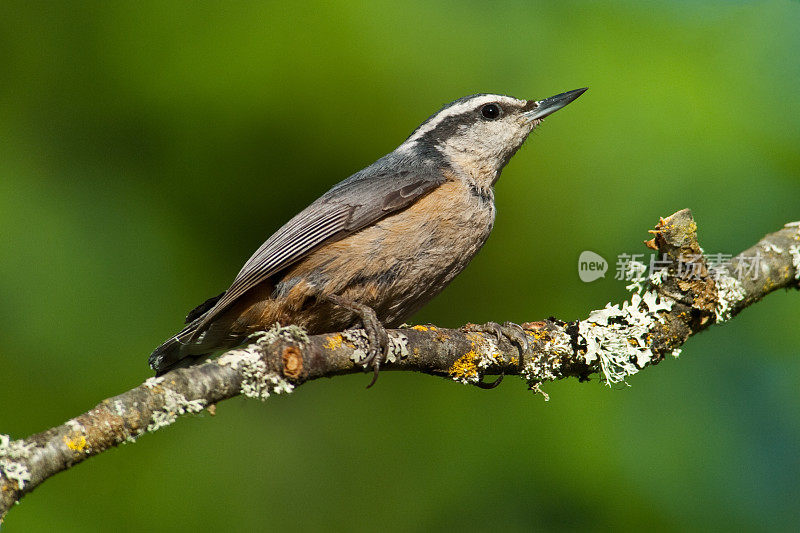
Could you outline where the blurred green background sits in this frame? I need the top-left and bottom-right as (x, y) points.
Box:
(1, 1), (799, 531)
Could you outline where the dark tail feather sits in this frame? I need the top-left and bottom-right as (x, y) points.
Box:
(149, 320), (206, 376)
(151, 352), (209, 376)
(150, 290), (227, 375)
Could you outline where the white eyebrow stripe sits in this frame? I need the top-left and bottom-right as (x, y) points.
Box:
(399, 94), (524, 150)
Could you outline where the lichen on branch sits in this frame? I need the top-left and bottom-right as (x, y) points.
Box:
(2, 209), (799, 519)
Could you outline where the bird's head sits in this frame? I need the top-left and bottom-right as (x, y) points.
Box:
(399, 88), (587, 183)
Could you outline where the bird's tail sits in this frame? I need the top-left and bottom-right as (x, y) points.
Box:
(148, 320), (208, 376)
(149, 291), (227, 375)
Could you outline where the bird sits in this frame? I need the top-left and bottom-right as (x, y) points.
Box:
(149, 88), (587, 385)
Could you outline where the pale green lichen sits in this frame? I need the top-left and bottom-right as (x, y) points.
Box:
(784, 222), (800, 281)
(143, 376), (166, 389)
(239, 356), (294, 400)
(578, 290), (673, 385)
(0, 434), (34, 490)
(714, 267), (746, 322)
(218, 323), (310, 367)
(217, 324), (300, 400)
(472, 334), (502, 372)
(528, 280), (672, 392)
(65, 418), (85, 433)
(623, 260), (649, 294)
(341, 329), (410, 365)
(789, 244), (800, 281)
(249, 323), (310, 345)
(112, 400), (126, 417)
(387, 333), (410, 362)
(218, 347), (294, 400)
(341, 330), (369, 363)
(626, 260), (669, 294)
(521, 329), (571, 396)
(146, 390), (207, 432)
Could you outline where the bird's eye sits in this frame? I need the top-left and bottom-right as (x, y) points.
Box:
(480, 103), (502, 120)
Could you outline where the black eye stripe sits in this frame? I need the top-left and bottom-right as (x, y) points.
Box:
(480, 103), (502, 120)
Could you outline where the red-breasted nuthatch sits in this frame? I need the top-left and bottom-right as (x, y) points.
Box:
(150, 88), (587, 385)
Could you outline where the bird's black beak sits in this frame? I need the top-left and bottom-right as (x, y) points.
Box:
(523, 88), (587, 122)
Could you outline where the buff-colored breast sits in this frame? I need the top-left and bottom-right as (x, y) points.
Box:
(221, 175), (496, 339)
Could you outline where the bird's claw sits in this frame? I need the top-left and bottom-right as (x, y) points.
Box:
(463, 321), (529, 390)
(465, 321), (529, 353)
(329, 294), (389, 388)
(474, 373), (504, 389)
(500, 321), (530, 352)
(360, 316), (389, 389)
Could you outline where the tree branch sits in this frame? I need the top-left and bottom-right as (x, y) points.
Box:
(2, 209), (798, 518)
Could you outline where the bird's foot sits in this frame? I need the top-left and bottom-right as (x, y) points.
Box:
(463, 321), (528, 390)
(464, 321), (530, 353)
(328, 295), (389, 388)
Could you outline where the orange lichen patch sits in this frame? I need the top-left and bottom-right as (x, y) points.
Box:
(650, 216), (678, 235)
(282, 346), (303, 379)
(323, 334), (343, 350)
(528, 329), (549, 341)
(411, 325), (429, 332)
(64, 434), (87, 452)
(449, 349), (480, 381)
(463, 331), (482, 344)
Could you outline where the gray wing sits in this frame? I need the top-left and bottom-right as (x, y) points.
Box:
(191, 158), (446, 334)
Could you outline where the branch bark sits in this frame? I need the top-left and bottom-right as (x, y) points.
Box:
(1, 209), (798, 518)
